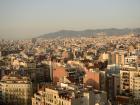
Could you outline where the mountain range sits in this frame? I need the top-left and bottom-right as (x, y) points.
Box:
(38, 28), (140, 39)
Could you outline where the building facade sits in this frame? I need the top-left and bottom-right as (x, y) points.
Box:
(0, 75), (32, 105)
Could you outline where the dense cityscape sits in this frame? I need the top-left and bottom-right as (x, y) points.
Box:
(0, 34), (140, 105)
(1, 0), (140, 105)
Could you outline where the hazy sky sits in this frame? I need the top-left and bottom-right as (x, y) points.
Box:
(0, 0), (140, 39)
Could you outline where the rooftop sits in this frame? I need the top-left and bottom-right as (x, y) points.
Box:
(0, 75), (31, 84)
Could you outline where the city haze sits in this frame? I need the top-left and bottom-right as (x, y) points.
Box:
(0, 0), (140, 39)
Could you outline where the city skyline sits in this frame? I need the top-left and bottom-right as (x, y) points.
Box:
(0, 0), (140, 39)
(1, 1), (140, 104)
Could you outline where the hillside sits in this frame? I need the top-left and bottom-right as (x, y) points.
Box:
(38, 28), (140, 39)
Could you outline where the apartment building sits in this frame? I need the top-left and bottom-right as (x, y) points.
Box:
(120, 67), (140, 104)
(124, 55), (137, 65)
(0, 75), (32, 105)
(32, 84), (86, 105)
(32, 83), (107, 105)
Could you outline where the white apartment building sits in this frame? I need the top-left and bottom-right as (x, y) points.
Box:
(120, 67), (140, 102)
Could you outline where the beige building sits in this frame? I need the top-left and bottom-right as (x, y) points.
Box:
(115, 51), (125, 66)
(124, 55), (137, 65)
(32, 85), (85, 105)
(120, 67), (140, 103)
(100, 52), (109, 62)
(0, 75), (32, 105)
(108, 51), (125, 66)
(133, 76), (140, 99)
(32, 83), (107, 105)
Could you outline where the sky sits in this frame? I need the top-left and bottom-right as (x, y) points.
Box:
(0, 0), (140, 39)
